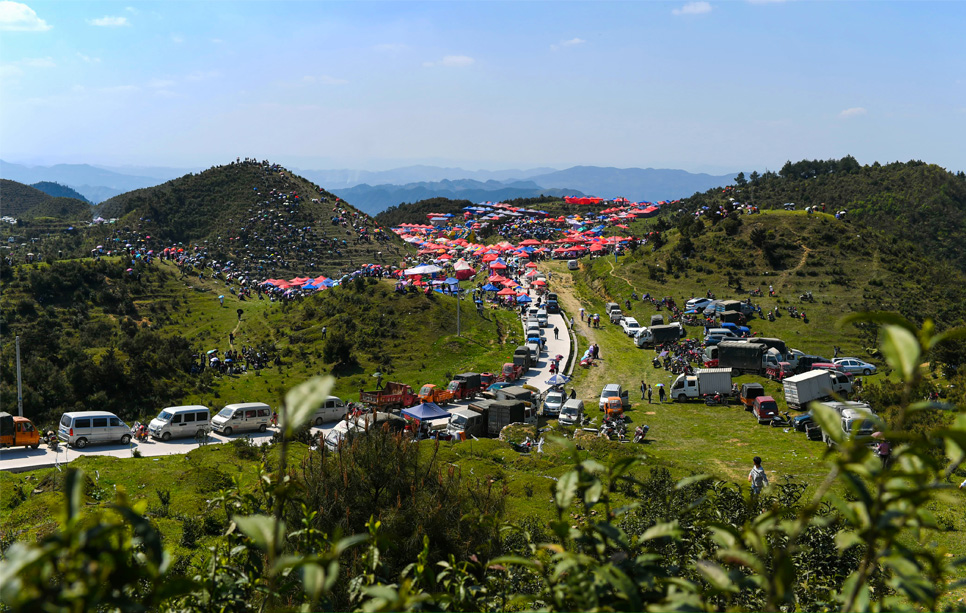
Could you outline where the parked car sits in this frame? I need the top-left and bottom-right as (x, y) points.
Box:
(620, 317), (641, 337)
(543, 389), (566, 417)
(599, 384), (629, 411)
(685, 297), (712, 311)
(752, 396), (779, 424)
(833, 358), (877, 376)
(58, 411), (131, 448)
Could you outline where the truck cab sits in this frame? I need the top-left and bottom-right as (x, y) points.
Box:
(822, 401), (878, 447)
(446, 408), (486, 439)
(0, 413), (41, 449)
(753, 396), (779, 424)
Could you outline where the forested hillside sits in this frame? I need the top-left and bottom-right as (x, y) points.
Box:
(0, 179), (91, 220)
(30, 181), (92, 204)
(682, 158), (966, 272)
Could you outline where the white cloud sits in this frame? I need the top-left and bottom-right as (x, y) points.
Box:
(211, 38), (223, 44)
(100, 84), (139, 94)
(672, 2), (712, 15)
(171, 34), (183, 43)
(0, 1), (51, 31)
(88, 16), (130, 27)
(747, 0), (786, 3)
(302, 75), (349, 85)
(124, 6), (138, 13)
(423, 55), (475, 68)
(551, 37), (586, 51)
(0, 64), (23, 78)
(147, 78), (175, 89)
(185, 70), (220, 82)
(76, 52), (101, 63)
(839, 107), (867, 118)
(21, 56), (54, 68)
(374, 43), (407, 53)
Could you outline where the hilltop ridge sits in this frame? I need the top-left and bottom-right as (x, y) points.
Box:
(0, 179), (92, 220)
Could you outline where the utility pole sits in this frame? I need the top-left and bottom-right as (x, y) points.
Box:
(456, 281), (461, 337)
(16, 335), (23, 417)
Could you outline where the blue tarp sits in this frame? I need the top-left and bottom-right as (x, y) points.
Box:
(401, 403), (450, 422)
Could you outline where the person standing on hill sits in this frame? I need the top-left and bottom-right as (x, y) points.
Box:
(749, 456), (769, 495)
(647, 386), (653, 403)
(641, 380), (647, 400)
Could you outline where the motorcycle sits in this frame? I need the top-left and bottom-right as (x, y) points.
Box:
(132, 422), (148, 442)
(633, 425), (650, 443)
(770, 412), (791, 428)
(704, 393), (724, 406)
(44, 431), (60, 451)
(800, 291), (814, 302)
(511, 437), (534, 453)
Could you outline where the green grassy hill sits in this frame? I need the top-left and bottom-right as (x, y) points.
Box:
(30, 181), (92, 204)
(683, 158), (966, 272)
(0, 257), (520, 430)
(0, 179), (91, 220)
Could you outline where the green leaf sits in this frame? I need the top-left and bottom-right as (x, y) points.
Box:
(583, 478), (603, 508)
(809, 402), (844, 445)
(834, 530), (862, 552)
(675, 474), (712, 490)
(695, 560), (735, 592)
(927, 325), (966, 350)
(490, 555), (542, 571)
(880, 324), (921, 382)
(302, 562), (326, 602)
(839, 311), (917, 336)
(234, 514), (284, 552)
(284, 376), (335, 435)
(639, 521), (681, 543)
(554, 470), (578, 511)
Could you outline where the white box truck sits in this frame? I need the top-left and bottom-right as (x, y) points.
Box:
(783, 370), (851, 410)
(670, 368), (733, 402)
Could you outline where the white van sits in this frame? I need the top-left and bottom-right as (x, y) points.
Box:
(567, 260), (579, 270)
(58, 411), (131, 448)
(311, 396), (348, 426)
(211, 402), (272, 435)
(559, 398), (585, 426)
(148, 405), (210, 441)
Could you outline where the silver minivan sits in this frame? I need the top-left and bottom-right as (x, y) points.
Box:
(211, 402), (272, 435)
(58, 411), (131, 448)
(148, 405), (211, 441)
(559, 398), (585, 426)
(311, 396), (348, 426)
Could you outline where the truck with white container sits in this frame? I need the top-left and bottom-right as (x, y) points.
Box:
(670, 368), (734, 402)
(783, 370), (853, 410)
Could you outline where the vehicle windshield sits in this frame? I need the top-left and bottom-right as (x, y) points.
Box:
(602, 390), (618, 398)
(547, 393), (564, 404)
(451, 415), (468, 427)
(846, 418), (875, 435)
(217, 408), (233, 418)
(562, 408), (578, 416)
(446, 381), (459, 392)
(157, 411), (172, 422)
(419, 385), (433, 396)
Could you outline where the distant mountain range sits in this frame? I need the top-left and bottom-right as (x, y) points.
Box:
(332, 179), (585, 216)
(1, 160), (739, 212)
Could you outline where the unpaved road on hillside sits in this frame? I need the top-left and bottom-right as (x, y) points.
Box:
(550, 268), (609, 398)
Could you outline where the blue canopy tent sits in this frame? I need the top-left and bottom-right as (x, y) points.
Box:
(516, 295), (532, 303)
(482, 283), (500, 291)
(401, 402), (450, 423)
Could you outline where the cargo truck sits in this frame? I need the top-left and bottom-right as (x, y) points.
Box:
(821, 401), (878, 447)
(783, 370), (852, 410)
(446, 407), (488, 439)
(670, 368), (734, 402)
(359, 382), (420, 412)
(487, 400), (536, 436)
(715, 341), (767, 373)
(0, 412), (41, 449)
(448, 373), (482, 400)
(635, 324), (683, 348)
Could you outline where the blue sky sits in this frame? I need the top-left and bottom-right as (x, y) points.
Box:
(2, 0), (964, 173)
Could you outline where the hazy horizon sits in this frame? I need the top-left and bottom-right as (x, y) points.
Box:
(3, 1), (964, 173)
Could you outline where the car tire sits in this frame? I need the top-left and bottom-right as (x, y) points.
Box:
(31, 443), (40, 449)
(223, 427), (232, 436)
(161, 432), (171, 442)
(863, 369), (872, 376)
(120, 434), (131, 445)
(74, 437), (88, 449)
(677, 394), (687, 402)
(315, 417), (324, 426)
(259, 424), (267, 433)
